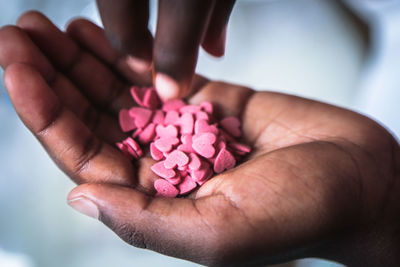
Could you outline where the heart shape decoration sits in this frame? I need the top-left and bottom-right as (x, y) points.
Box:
(214, 147), (236, 173)
(179, 105), (202, 113)
(154, 179), (179, 198)
(142, 88), (160, 109)
(151, 161), (176, 179)
(194, 119), (219, 135)
(164, 110), (181, 125)
(191, 162), (212, 182)
(152, 110), (165, 124)
(200, 101), (213, 114)
(164, 150), (189, 169)
(188, 152), (202, 170)
(162, 99), (186, 111)
(192, 132), (217, 158)
(220, 116), (241, 137)
(119, 109), (136, 132)
(150, 142), (164, 161)
(130, 86), (147, 106)
(179, 112), (194, 135)
(129, 107), (153, 128)
(178, 175), (197, 195)
(138, 123), (156, 144)
(156, 124), (178, 138)
(154, 137), (180, 152)
(177, 134), (194, 153)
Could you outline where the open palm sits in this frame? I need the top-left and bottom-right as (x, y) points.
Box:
(1, 11), (399, 267)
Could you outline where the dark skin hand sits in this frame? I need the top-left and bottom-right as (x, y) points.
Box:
(1, 11), (400, 267)
(96, 0), (235, 100)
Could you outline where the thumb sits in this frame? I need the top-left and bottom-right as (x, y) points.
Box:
(67, 183), (220, 264)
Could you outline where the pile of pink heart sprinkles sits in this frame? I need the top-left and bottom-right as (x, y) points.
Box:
(116, 86), (251, 197)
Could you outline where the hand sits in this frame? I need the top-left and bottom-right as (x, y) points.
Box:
(1, 11), (400, 267)
(96, 0), (235, 100)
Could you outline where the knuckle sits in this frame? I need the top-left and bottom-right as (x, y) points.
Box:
(72, 134), (102, 176)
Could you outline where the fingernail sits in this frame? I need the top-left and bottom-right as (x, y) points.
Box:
(155, 73), (180, 101)
(68, 197), (99, 219)
(126, 56), (151, 73)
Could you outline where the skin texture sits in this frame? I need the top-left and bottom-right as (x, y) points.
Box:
(1, 11), (400, 267)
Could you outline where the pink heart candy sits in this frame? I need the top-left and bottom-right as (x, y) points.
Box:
(116, 142), (133, 160)
(217, 139), (227, 151)
(143, 88), (160, 109)
(164, 150), (189, 169)
(179, 170), (188, 177)
(229, 142), (251, 155)
(150, 142), (164, 161)
(194, 119), (219, 135)
(156, 124), (178, 138)
(219, 129), (236, 142)
(129, 107), (153, 128)
(165, 173), (182, 185)
(191, 162), (212, 182)
(178, 175), (197, 195)
(130, 86), (146, 106)
(179, 105), (202, 113)
(164, 110), (180, 125)
(154, 179), (179, 198)
(179, 112), (194, 135)
(138, 123), (156, 144)
(121, 141), (138, 159)
(118, 86), (252, 198)
(200, 101), (213, 114)
(177, 134), (194, 153)
(178, 166), (187, 172)
(214, 148), (236, 173)
(188, 153), (202, 170)
(151, 161), (176, 179)
(220, 116), (241, 137)
(162, 99), (185, 111)
(154, 137), (180, 152)
(195, 111), (209, 121)
(192, 132), (217, 158)
(123, 137), (143, 158)
(119, 109), (136, 132)
(152, 110), (165, 124)
(196, 177), (209, 186)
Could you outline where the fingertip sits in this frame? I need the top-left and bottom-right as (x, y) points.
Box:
(67, 184), (101, 220)
(68, 196), (100, 220)
(65, 17), (88, 34)
(202, 25), (227, 57)
(202, 40), (226, 58)
(126, 55), (152, 73)
(67, 183), (94, 202)
(4, 63), (31, 94)
(16, 10), (46, 27)
(154, 73), (181, 101)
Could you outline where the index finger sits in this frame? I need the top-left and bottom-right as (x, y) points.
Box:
(153, 0), (216, 100)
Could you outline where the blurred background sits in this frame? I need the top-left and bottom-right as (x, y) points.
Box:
(0, 0), (399, 266)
